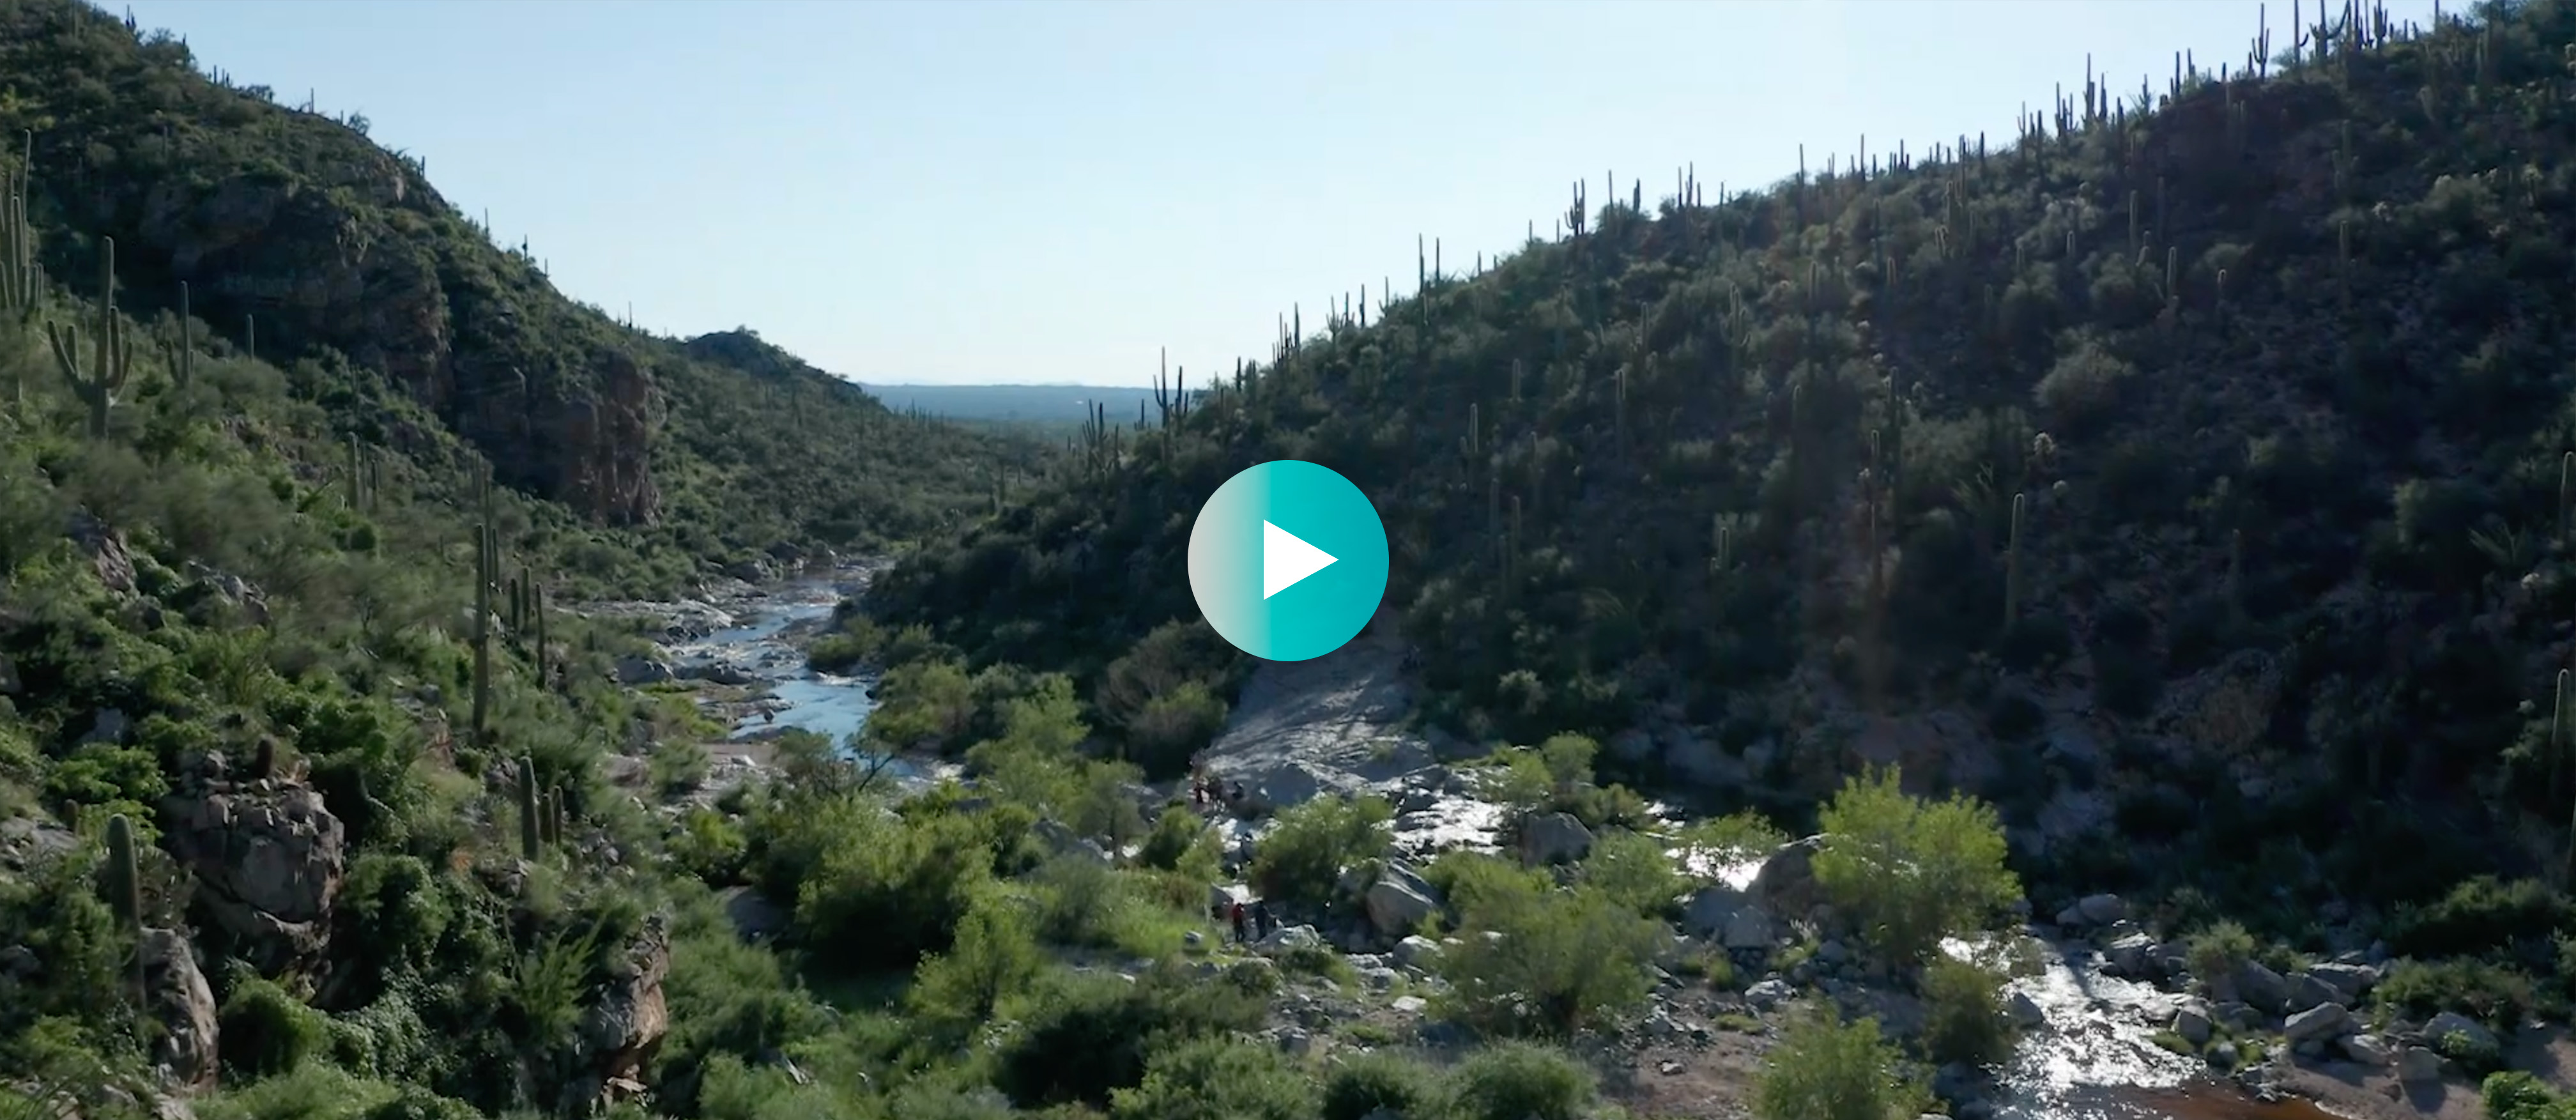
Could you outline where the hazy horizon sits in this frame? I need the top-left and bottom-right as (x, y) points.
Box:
(116, 0), (2438, 389)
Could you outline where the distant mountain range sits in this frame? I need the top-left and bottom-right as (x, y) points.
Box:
(859, 382), (1176, 432)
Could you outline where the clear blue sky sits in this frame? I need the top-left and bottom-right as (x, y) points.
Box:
(118, 0), (2437, 389)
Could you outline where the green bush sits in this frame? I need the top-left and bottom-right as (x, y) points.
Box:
(1250, 794), (1394, 909)
(218, 976), (332, 1080)
(1321, 1050), (1445, 1120)
(993, 965), (1269, 1110)
(1447, 1041), (1595, 1120)
(2391, 876), (2570, 958)
(1811, 765), (2020, 968)
(1752, 1005), (1932, 1120)
(1436, 875), (1662, 1036)
(1579, 828), (1688, 918)
(1107, 1036), (1317, 1120)
(1919, 954), (2018, 1068)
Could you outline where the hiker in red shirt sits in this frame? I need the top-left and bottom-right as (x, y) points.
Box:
(1230, 900), (1249, 944)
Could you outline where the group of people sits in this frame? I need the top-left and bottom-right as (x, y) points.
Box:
(1222, 896), (1276, 945)
(1189, 769), (1244, 813)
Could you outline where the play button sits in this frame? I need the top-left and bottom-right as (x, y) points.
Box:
(1187, 461), (1389, 661)
(1261, 521), (1337, 599)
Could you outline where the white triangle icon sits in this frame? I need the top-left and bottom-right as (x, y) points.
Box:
(1262, 521), (1337, 599)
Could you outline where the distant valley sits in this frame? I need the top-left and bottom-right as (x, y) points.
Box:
(861, 381), (1168, 436)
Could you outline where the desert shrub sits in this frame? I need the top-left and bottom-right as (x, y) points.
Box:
(993, 965), (1269, 1110)
(1919, 954), (2018, 1068)
(218, 976), (331, 1079)
(1107, 1036), (1317, 1120)
(1579, 829), (1687, 918)
(1436, 876), (1662, 1036)
(1812, 765), (2020, 968)
(2390, 876), (2571, 958)
(1250, 794), (1393, 909)
(1321, 1050), (1444, 1120)
(1446, 1041), (1595, 1120)
(1751, 1005), (1931, 1120)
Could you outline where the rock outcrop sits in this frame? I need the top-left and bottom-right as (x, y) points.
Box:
(139, 928), (219, 1091)
(159, 756), (347, 974)
(567, 914), (672, 1109)
(121, 130), (660, 525)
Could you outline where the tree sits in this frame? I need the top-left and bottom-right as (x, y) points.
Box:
(1248, 794), (1393, 908)
(1813, 765), (2020, 968)
(1752, 1004), (1932, 1120)
(1435, 877), (1664, 1036)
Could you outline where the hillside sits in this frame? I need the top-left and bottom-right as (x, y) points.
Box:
(0, 0), (1046, 585)
(871, 0), (2576, 919)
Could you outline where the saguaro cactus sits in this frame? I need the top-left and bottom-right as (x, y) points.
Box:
(471, 466), (498, 749)
(174, 280), (194, 388)
(1, 131), (36, 320)
(47, 236), (132, 440)
(104, 813), (145, 1002)
(2003, 492), (2027, 630)
(518, 756), (541, 859)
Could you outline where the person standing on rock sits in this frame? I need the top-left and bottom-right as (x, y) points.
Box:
(1251, 899), (1273, 942)
(1230, 900), (1249, 944)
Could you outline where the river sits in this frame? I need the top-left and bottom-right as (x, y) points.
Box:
(666, 571), (2331, 1120)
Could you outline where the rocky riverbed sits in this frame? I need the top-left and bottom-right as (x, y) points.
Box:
(627, 571), (2549, 1120)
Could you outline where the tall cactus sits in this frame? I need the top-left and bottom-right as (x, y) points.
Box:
(471, 466), (497, 749)
(104, 813), (145, 1003)
(2003, 491), (2027, 631)
(47, 236), (132, 440)
(518, 756), (541, 859)
(174, 280), (194, 389)
(1, 130), (35, 319)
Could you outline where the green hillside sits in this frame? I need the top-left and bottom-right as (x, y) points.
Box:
(873, 0), (2576, 914)
(20, 1), (2576, 1120)
(0, 2), (1045, 587)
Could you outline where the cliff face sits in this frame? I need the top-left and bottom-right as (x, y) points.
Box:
(12, 1), (663, 523)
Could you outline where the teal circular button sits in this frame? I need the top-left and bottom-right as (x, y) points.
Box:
(1187, 460), (1389, 662)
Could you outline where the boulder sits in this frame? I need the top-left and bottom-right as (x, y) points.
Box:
(1750, 836), (1823, 917)
(614, 656), (675, 685)
(2306, 962), (2378, 1002)
(2076, 893), (2127, 926)
(1363, 863), (1444, 938)
(1515, 812), (1593, 867)
(1682, 886), (1751, 939)
(2284, 972), (2340, 1016)
(2338, 1033), (2393, 1066)
(565, 916), (671, 1111)
(2283, 1002), (2352, 1045)
(140, 928), (218, 1090)
(2232, 960), (2290, 1015)
(2421, 1011), (2497, 1054)
(160, 778), (346, 972)
(2172, 1005), (2212, 1046)
(2005, 991), (2046, 1029)
(2396, 1045), (2443, 1083)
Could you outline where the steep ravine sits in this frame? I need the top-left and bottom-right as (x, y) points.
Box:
(652, 576), (2422, 1120)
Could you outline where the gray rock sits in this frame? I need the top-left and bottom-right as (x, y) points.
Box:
(2076, 893), (2127, 926)
(2306, 962), (2378, 1002)
(2422, 1011), (2497, 1055)
(1516, 811), (1594, 867)
(2172, 1006), (2212, 1045)
(1745, 978), (1795, 1009)
(2284, 972), (2340, 1015)
(2396, 1045), (2442, 1083)
(1391, 935), (1441, 969)
(2232, 960), (2290, 1015)
(1682, 885), (1751, 938)
(615, 656), (675, 685)
(1750, 836), (1823, 917)
(2283, 1002), (2351, 1045)
(2006, 991), (2046, 1029)
(140, 928), (217, 1091)
(2338, 1033), (2393, 1066)
(1363, 862), (1444, 937)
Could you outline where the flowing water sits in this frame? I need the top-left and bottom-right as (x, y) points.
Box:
(674, 574), (2316, 1120)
